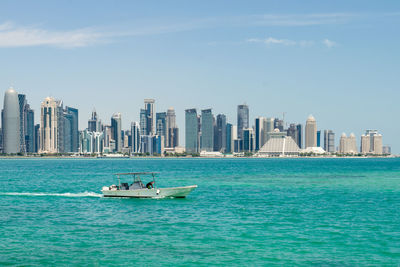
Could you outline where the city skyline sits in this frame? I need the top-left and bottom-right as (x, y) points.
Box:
(0, 87), (389, 155)
(0, 1), (399, 152)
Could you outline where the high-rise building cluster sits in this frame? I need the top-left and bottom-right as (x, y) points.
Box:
(79, 99), (179, 155)
(0, 87), (390, 156)
(184, 105), (387, 156)
(0, 88), (79, 154)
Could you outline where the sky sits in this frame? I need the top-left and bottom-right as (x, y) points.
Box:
(0, 0), (399, 152)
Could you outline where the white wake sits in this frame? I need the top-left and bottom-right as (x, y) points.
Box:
(0, 191), (102, 197)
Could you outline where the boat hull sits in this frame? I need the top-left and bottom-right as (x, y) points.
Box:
(102, 185), (197, 198)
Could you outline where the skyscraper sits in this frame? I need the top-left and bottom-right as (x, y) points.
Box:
(255, 117), (266, 151)
(2, 87), (20, 154)
(214, 114), (226, 152)
(274, 118), (284, 132)
(18, 94), (27, 153)
(34, 124), (40, 153)
(65, 106), (79, 152)
(166, 107), (177, 148)
(144, 99), (155, 135)
(226, 123), (233, 153)
(361, 130), (383, 155)
(0, 128), (3, 153)
(296, 124), (303, 149)
(201, 109), (214, 152)
(172, 128), (179, 148)
(156, 112), (167, 146)
(305, 115), (317, 148)
(62, 111), (73, 152)
(287, 123), (297, 143)
(139, 108), (147, 136)
(88, 109), (100, 132)
(339, 133), (357, 154)
(103, 125), (112, 152)
(317, 130), (321, 147)
(40, 97), (63, 153)
(243, 128), (255, 152)
(131, 122), (141, 154)
(111, 113), (122, 152)
(237, 104), (249, 140)
(324, 130), (335, 153)
(185, 109), (198, 153)
(265, 117), (275, 142)
(26, 107), (35, 153)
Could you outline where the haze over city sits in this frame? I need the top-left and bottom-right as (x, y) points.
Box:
(0, 0), (399, 152)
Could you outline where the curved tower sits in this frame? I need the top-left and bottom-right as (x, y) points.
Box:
(2, 87), (20, 154)
(305, 115), (317, 148)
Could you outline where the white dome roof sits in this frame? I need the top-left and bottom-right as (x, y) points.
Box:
(341, 133), (347, 137)
(307, 115), (316, 121)
(5, 87), (17, 95)
(273, 128), (280, 133)
(350, 133), (355, 137)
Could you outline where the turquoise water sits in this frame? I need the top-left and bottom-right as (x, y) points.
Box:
(1, 158), (400, 266)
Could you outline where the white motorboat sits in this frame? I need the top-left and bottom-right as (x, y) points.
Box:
(101, 172), (197, 198)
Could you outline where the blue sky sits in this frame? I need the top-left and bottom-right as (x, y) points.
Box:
(0, 1), (399, 151)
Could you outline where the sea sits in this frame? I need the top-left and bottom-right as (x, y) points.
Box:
(1, 158), (400, 266)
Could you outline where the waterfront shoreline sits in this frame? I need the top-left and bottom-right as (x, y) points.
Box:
(0, 155), (397, 159)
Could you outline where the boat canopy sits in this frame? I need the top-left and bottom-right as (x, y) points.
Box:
(114, 172), (159, 175)
(114, 172), (158, 188)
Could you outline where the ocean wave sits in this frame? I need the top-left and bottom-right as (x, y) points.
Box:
(0, 191), (102, 197)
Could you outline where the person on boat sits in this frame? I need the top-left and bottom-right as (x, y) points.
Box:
(146, 181), (154, 189)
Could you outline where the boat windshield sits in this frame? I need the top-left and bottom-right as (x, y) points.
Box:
(114, 172), (158, 189)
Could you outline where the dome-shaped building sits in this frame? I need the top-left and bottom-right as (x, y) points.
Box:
(2, 87), (20, 154)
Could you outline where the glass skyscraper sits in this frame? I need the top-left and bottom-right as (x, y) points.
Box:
(201, 109), (214, 152)
(185, 109), (198, 154)
(144, 99), (155, 135)
(156, 112), (167, 146)
(65, 106), (79, 152)
(111, 113), (122, 152)
(130, 122), (141, 154)
(324, 130), (335, 153)
(226, 123), (233, 153)
(296, 124), (303, 149)
(237, 104), (249, 140)
(214, 114), (226, 152)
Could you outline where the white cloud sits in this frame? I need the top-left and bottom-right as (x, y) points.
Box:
(322, 39), (337, 48)
(0, 22), (104, 48)
(247, 37), (336, 48)
(250, 13), (358, 27)
(246, 37), (297, 46)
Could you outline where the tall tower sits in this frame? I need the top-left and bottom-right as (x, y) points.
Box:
(305, 115), (317, 148)
(18, 94), (27, 153)
(111, 113), (122, 152)
(65, 106), (78, 152)
(201, 109), (214, 152)
(214, 114), (227, 152)
(324, 130), (335, 153)
(2, 87), (20, 154)
(255, 117), (266, 151)
(166, 107), (178, 148)
(88, 109), (99, 132)
(26, 106), (35, 153)
(185, 108), (198, 153)
(144, 99), (155, 135)
(237, 104), (249, 140)
(130, 122), (141, 154)
(40, 97), (63, 153)
(296, 124), (303, 149)
(156, 112), (167, 145)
